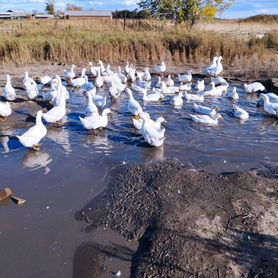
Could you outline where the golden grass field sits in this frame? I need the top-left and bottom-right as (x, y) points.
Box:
(0, 17), (277, 78)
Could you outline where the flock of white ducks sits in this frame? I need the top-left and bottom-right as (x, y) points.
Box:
(1, 56), (277, 150)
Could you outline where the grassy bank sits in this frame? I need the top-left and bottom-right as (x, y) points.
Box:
(0, 19), (277, 78)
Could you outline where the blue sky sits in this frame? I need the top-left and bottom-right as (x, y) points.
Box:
(0, 0), (277, 18)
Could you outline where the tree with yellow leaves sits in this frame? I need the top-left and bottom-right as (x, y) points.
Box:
(138, 0), (234, 28)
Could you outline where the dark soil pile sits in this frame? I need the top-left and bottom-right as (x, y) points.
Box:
(79, 161), (278, 278)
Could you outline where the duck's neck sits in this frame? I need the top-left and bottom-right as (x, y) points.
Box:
(36, 112), (43, 125)
(87, 92), (93, 105)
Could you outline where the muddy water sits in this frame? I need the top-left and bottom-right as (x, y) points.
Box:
(0, 70), (277, 278)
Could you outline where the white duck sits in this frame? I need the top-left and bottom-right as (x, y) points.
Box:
(212, 76), (229, 86)
(90, 89), (107, 108)
(95, 70), (104, 88)
(117, 66), (128, 83)
(43, 77), (67, 124)
(70, 68), (86, 87)
(179, 82), (192, 92)
(128, 65), (136, 82)
(259, 94), (278, 116)
(79, 108), (111, 130)
(227, 87), (239, 100)
(257, 93), (278, 107)
(140, 112), (165, 147)
(64, 64), (76, 79)
(206, 56), (223, 76)
(232, 105), (249, 120)
(244, 82), (265, 93)
(195, 80), (205, 92)
(39, 75), (52, 85)
(189, 114), (222, 125)
(126, 88), (143, 116)
(142, 67), (151, 81)
(203, 56), (218, 75)
(194, 103), (219, 117)
(166, 75), (174, 87)
(154, 61), (166, 74)
(142, 88), (164, 102)
(125, 61), (130, 74)
(17, 110), (47, 151)
(204, 81), (227, 97)
(25, 81), (39, 100)
(170, 92), (183, 107)
(88, 62), (99, 77)
(4, 74), (16, 101)
(133, 114), (166, 131)
(85, 91), (98, 117)
(184, 92), (204, 102)
(178, 70), (192, 83)
(0, 101), (12, 119)
(23, 72), (35, 85)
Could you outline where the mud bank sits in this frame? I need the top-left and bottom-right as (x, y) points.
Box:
(78, 161), (278, 278)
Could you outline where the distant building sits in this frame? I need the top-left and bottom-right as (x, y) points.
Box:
(34, 13), (55, 19)
(64, 10), (112, 19)
(0, 10), (28, 20)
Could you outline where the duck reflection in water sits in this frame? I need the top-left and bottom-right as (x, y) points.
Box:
(22, 150), (53, 175)
(46, 125), (71, 154)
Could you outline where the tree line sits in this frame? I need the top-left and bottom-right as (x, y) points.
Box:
(45, 0), (234, 28)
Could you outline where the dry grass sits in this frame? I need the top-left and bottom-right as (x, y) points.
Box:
(0, 18), (277, 78)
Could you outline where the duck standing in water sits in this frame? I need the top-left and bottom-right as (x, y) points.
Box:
(17, 110), (47, 151)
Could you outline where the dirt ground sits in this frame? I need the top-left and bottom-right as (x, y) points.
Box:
(78, 160), (278, 278)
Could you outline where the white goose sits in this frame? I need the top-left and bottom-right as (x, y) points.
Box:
(128, 65), (136, 82)
(133, 113), (166, 131)
(64, 64), (76, 79)
(79, 108), (111, 130)
(244, 82), (265, 93)
(125, 61), (130, 74)
(85, 91), (98, 117)
(259, 94), (278, 116)
(227, 87), (239, 100)
(117, 66), (128, 84)
(203, 56), (218, 75)
(179, 82), (192, 92)
(142, 67), (151, 81)
(212, 76), (229, 86)
(23, 72), (35, 85)
(17, 110), (47, 151)
(189, 114), (222, 125)
(166, 75), (174, 87)
(4, 74), (16, 101)
(140, 112), (165, 147)
(232, 105), (249, 120)
(154, 61), (166, 74)
(194, 103), (219, 117)
(195, 80), (205, 92)
(205, 56), (223, 76)
(39, 75), (52, 85)
(70, 68), (86, 87)
(170, 92), (183, 107)
(184, 92), (204, 102)
(126, 88), (143, 116)
(204, 81), (227, 98)
(257, 93), (278, 107)
(25, 81), (39, 100)
(95, 70), (104, 88)
(0, 101), (12, 119)
(43, 77), (67, 124)
(142, 88), (164, 102)
(90, 89), (107, 108)
(88, 62), (99, 77)
(178, 70), (192, 83)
